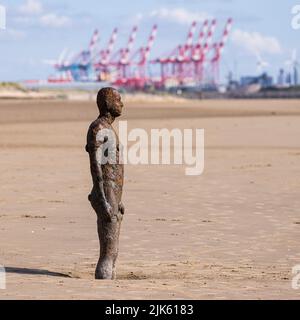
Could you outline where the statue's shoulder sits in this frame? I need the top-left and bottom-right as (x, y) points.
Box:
(86, 118), (109, 152)
(86, 119), (100, 151)
(88, 119), (103, 136)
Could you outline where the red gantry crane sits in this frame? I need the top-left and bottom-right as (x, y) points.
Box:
(114, 26), (139, 85)
(94, 27), (119, 81)
(152, 18), (232, 88)
(125, 24), (158, 88)
(176, 21), (197, 84)
(210, 18), (233, 84)
(151, 21), (198, 87)
(192, 19), (214, 84)
(48, 18), (233, 88)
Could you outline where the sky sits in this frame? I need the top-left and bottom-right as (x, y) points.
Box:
(0, 0), (299, 82)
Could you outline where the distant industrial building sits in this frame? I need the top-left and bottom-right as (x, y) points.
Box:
(277, 68), (298, 87)
(240, 73), (273, 88)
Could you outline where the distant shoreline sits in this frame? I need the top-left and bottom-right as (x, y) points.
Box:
(1, 82), (300, 101)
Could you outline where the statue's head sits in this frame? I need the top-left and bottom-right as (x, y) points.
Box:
(97, 87), (123, 118)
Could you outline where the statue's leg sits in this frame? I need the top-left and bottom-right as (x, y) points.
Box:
(89, 189), (123, 280)
(111, 207), (123, 279)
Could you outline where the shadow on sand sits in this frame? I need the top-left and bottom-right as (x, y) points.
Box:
(5, 267), (71, 278)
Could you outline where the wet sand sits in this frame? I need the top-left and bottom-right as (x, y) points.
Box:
(0, 98), (300, 299)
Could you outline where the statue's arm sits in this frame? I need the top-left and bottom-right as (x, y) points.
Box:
(118, 202), (125, 215)
(94, 150), (107, 200)
(87, 130), (113, 218)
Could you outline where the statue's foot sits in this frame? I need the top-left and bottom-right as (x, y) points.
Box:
(95, 269), (113, 280)
(95, 258), (114, 280)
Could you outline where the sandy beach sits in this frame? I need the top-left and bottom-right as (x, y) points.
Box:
(0, 98), (300, 299)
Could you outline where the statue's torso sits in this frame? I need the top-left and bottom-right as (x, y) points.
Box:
(88, 118), (124, 203)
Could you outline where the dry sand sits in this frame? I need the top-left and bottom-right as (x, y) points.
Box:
(0, 98), (300, 299)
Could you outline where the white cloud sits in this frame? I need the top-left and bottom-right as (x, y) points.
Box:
(15, 2), (72, 29)
(39, 14), (72, 28)
(231, 29), (281, 56)
(19, 0), (43, 15)
(150, 8), (212, 25)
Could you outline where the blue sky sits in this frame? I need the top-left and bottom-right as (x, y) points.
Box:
(0, 0), (299, 82)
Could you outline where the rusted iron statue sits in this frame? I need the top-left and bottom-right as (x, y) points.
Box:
(86, 87), (125, 280)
